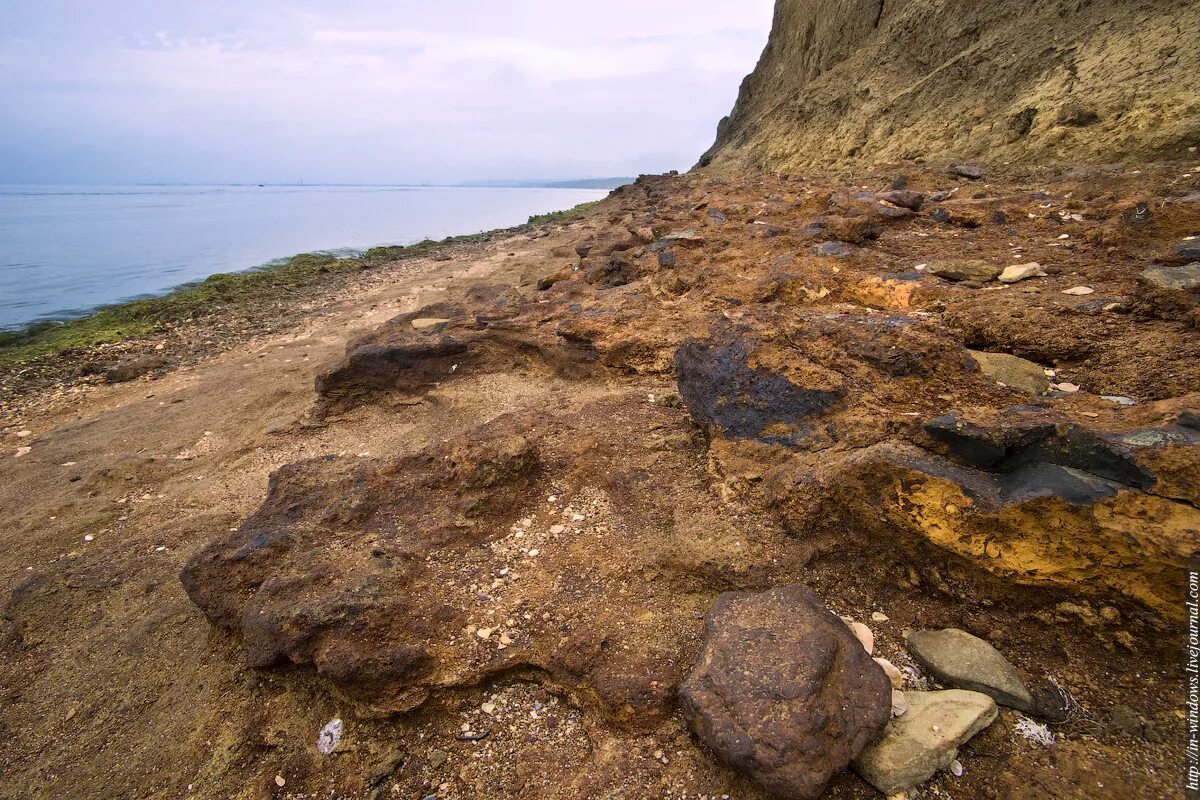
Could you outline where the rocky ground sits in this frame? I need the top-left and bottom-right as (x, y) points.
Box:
(1, 161), (1198, 799)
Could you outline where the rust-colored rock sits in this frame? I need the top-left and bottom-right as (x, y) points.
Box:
(680, 585), (891, 800)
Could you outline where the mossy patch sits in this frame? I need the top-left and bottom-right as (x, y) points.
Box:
(527, 200), (602, 227)
(0, 239), (477, 368)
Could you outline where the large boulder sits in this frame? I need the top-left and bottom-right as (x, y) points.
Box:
(679, 585), (891, 800)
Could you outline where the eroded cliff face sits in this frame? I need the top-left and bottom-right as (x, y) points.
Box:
(701, 0), (1200, 172)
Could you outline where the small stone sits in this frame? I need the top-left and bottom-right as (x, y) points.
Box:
(950, 759), (964, 777)
(1141, 262), (1200, 291)
(1051, 382), (1081, 393)
(527, 548), (540, 557)
(907, 629), (1035, 712)
(1061, 286), (1095, 296)
(84, 534), (95, 542)
(274, 775), (286, 788)
(926, 260), (1001, 283)
(875, 658), (904, 689)
(872, 612), (890, 623)
(892, 689), (908, 717)
(481, 702), (497, 715)
(476, 627), (494, 640)
(16, 430), (31, 438)
(998, 262), (1047, 283)
(316, 718), (343, 755)
(15, 446), (32, 458)
(968, 350), (1051, 394)
(878, 190), (925, 211)
(853, 690), (998, 795)
(949, 164), (987, 180)
(842, 618), (875, 654)
(814, 241), (853, 258)
(549, 524), (566, 535)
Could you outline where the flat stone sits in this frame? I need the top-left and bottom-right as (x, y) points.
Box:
(968, 350), (1050, 394)
(680, 585), (892, 800)
(853, 689), (998, 795)
(1141, 263), (1200, 291)
(927, 259), (1001, 282)
(815, 241), (853, 258)
(1061, 286), (1095, 296)
(878, 190), (925, 211)
(949, 164), (987, 179)
(998, 262), (1047, 283)
(906, 628), (1034, 712)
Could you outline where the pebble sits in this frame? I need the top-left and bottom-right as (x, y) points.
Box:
(875, 657), (904, 688)
(84, 534), (94, 542)
(998, 262), (1047, 284)
(16, 430), (31, 438)
(950, 759), (964, 777)
(274, 775), (286, 787)
(1061, 286), (1095, 295)
(477, 627), (494, 640)
(845, 620), (874, 654)
(549, 524), (566, 535)
(316, 718), (343, 755)
(1051, 382), (1081, 393)
(1102, 395), (1136, 406)
(527, 548), (540, 557)
(481, 702), (497, 715)
(871, 611), (890, 622)
(15, 446), (32, 457)
(892, 690), (908, 717)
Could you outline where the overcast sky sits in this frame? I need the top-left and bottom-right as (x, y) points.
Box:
(0, 1), (774, 184)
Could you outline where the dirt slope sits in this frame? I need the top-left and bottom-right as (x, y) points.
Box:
(701, 0), (1200, 172)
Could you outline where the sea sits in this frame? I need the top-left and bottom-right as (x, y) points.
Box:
(0, 184), (608, 331)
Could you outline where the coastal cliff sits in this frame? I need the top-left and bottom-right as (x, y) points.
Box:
(701, 0), (1200, 171)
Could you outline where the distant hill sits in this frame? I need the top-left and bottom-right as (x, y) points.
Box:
(461, 177), (635, 190)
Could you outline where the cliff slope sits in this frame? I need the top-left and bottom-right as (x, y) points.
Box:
(701, 0), (1200, 171)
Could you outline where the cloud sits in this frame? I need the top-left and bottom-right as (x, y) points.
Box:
(0, 2), (774, 183)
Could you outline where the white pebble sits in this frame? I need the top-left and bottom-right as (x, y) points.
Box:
(950, 759), (964, 777)
(892, 689), (908, 717)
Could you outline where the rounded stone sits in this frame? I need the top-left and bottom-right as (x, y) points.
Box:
(680, 585), (892, 800)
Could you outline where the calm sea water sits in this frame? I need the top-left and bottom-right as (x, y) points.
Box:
(0, 184), (607, 330)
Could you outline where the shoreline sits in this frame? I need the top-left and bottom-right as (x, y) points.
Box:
(0, 197), (604, 406)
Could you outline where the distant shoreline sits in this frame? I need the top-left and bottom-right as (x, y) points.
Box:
(0, 197), (605, 371)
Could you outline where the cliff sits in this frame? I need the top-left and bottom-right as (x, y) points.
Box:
(701, 0), (1200, 171)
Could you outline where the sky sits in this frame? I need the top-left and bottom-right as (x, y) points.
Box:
(0, 1), (775, 184)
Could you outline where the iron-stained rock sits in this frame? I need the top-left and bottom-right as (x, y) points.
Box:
(680, 585), (891, 800)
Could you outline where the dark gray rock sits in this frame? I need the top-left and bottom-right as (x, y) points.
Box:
(675, 335), (843, 449)
(949, 164), (987, 179)
(814, 241), (853, 258)
(927, 259), (1001, 282)
(681, 585), (891, 800)
(878, 190), (925, 210)
(1141, 262), (1200, 291)
(105, 355), (169, 384)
